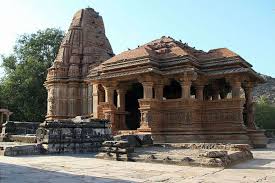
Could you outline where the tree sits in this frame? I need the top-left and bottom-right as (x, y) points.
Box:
(255, 95), (275, 129)
(0, 28), (64, 122)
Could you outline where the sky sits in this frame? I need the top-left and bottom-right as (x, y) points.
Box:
(0, 0), (274, 77)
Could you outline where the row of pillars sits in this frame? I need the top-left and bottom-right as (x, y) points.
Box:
(95, 78), (248, 108)
(101, 79), (195, 107)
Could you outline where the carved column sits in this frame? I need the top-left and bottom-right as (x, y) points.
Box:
(195, 85), (204, 100)
(117, 88), (126, 111)
(116, 88), (127, 130)
(230, 79), (241, 99)
(155, 83), (163, 100)
(87, 84), (93, 116)
(142, 82), (154, 99)
(244, 83), (257, 129)
(102, 83), (117, 132)
(104, 86), (115, 105)
(181, 80), (191, 99)
(92, 84), (99, 118)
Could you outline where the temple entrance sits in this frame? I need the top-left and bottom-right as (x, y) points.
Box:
(125, 82), (143, 130)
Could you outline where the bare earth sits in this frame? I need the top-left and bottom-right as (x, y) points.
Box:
(0, 144), (275, 183)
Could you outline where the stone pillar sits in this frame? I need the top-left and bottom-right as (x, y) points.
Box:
(87, 84), (93, 115)
(244, 84), (257, 129)
(81, 83), (88, 116)
(195, 85), (204, 100)
(117, 88), (126, 111)
(92, 84), (99, 118)
(116, 88), (127, 130)
(230, 80), (241, 99)
(154, 84), (163, 100)
(142, 82), (154, 99)
(181, 80), (191, 99)
(104, 86), (115, 105)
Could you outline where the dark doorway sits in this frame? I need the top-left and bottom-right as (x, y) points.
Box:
(125, 83), (143, 130)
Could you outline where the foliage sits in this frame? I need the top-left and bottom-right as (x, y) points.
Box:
(0, 28), (64, 121)
(255, 95), (275, 129)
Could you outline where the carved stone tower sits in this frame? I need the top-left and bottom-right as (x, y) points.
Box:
(45, 8), (114, 120)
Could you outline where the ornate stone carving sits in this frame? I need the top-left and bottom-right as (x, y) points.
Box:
(45, 8), (113, 120)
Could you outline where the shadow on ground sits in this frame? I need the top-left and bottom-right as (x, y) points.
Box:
(0, 162), (135, 183)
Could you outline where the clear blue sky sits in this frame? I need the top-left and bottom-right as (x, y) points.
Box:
(0, 0), (274, 77)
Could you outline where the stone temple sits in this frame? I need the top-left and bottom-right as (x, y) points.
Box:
(45, 8), (267, 147)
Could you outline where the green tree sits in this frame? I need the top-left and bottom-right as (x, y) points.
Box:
(255, 95), (275, 129)
(0, 28), (64, 121)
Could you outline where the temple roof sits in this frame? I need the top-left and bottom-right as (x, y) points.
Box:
(103, 36), (196, 64)
(89, 36), (263, 82)
(102, 36), (240, 65)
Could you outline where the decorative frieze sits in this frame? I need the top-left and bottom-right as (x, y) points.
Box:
(162, 111), (192, 127)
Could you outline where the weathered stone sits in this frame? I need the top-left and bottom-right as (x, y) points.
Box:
(99, 146), (134, 154)
(1, 121), (40, 136)
(181, 157), (194, 162)
(200, 151), (228, 158)
(36, 119), (112, 153)
(229, 144), (251, 151)
(114, 135), (142, 147)
(102, 140), (129, 148)
(147, 154), (157, 160)
(0, 144), (42, 156)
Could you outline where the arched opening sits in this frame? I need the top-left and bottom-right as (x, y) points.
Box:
(125, 82), (143, 130)
(163, 79), (182, 99)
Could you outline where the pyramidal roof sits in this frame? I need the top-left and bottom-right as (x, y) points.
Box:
(102, 36), (238, 65)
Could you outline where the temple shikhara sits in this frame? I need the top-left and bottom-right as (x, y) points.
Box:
(45, 8), (266, 147)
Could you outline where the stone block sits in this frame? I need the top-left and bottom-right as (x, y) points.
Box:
(200, 151), (228, 158)
(114, 134), (153, 147)
(102, 140), (129, 148)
